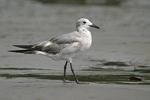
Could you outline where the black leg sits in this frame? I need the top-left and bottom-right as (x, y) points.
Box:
(63, 61), (68, 83)
(63, 61), (88, 84)
(70, 63), (80, 84)
(70, 63), (89, 84)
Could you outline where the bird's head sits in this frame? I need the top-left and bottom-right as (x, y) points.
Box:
(76, 18), (100, 30)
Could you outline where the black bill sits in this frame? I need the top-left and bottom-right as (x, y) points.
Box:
(89, 24), (100, 29)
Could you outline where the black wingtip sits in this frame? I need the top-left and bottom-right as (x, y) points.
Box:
(8, 49), (36, 54)
(12, 45), (21, 47)
(8, 50), (25, 53)
(12, 45), (33, 49)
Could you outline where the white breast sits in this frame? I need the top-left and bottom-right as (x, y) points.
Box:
(80, 29), (92, 51)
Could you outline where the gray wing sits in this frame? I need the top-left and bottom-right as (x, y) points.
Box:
(33, 32), (82, 54)
(9, 32), (82, 54)
(50, 32), (81, 44)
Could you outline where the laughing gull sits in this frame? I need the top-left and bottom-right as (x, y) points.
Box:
(9, 18), (100, 84)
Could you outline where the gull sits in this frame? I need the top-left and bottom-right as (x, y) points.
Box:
(9, 18), (100, 84)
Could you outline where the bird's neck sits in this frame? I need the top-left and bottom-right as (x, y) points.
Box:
(77, 27), (92, 41)
(77, 26), (92, 50)
(77, 27), (90, 35)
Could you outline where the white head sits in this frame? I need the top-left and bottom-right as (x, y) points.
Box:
(76, 18), (100, 31)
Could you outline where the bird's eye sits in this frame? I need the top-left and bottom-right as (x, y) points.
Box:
(83, 21), (86, 24)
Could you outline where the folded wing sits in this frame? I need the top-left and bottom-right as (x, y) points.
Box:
(9, 32), (81, 54)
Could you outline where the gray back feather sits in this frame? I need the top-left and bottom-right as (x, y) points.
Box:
(33, 32), (82, 54)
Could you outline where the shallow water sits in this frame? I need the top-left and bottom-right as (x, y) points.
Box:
(33, 0), (122, 6)
(0, 0), (150, 84)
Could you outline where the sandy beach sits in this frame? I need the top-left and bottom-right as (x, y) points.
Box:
(0, 78), (150, 100)
(0, 0), (150, 100)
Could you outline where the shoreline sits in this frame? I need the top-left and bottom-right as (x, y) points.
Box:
(0, 78), (150, 100)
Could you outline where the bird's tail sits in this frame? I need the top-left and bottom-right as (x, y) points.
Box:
(8, 45), (36, 54)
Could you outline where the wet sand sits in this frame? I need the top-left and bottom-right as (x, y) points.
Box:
(0, 0), (150, 100)
(0, 78), (150, 100)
